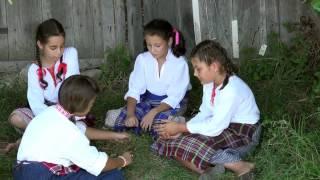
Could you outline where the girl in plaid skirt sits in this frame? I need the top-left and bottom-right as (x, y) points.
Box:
(153, 40), (261, 178)
(113, 19), (190, 139)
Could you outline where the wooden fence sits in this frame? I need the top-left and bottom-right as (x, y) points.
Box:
(0, 0), (316, 72)
(195, 0), (314, 58)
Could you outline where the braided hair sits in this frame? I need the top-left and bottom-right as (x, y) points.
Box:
(143, 19), (186, 58)
(35, 18), (65, 89)
(190, 40), (238, 90)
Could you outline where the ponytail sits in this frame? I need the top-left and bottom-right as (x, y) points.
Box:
(171, 28), (186, 57)
(36, 45), (48, 89)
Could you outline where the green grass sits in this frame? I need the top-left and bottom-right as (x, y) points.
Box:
(1, 38), (320, 179)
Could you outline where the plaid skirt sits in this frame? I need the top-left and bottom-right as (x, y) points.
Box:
(114, 91), (188, 138)
(151, 122), (259, 170)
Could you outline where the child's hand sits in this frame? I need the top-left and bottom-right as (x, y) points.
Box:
(121, 151), (133, 166)
(141, 110), (157, 131)
(125, 115), (138, 127)
(154, 120), (181, 139)
(114, 132), (130, 141)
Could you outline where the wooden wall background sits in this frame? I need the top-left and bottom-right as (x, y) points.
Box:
(196, 0), (313, 58)
(0, 0), (315, 72)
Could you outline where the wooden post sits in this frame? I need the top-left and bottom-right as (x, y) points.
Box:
(192, 0), (201, 44)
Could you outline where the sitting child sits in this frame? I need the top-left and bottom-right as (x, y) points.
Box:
(153, 40), (261, 179)
(107, 19), (190, 139)
(14, 75), (133, 179)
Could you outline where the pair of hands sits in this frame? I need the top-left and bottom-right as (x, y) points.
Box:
(125, 109), (158, 131)
(154, 120), (182, 139)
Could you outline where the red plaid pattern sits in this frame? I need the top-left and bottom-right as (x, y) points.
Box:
(42, 162), (80, 176)
(152, 123), (258, 170)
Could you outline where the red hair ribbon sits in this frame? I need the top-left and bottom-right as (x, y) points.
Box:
(37, 68), (47, 89)
(57, 62), (67, 83)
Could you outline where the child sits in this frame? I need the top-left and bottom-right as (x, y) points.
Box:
(112, 19), (190, 138)
(9, 18), (79, 131)
(153, 40), (261, 179)
(14, 75), (133, 179)
(5, 18), (127, 153)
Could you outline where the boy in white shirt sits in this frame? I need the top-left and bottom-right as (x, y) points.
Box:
(15, 75), (133, 179)
(153, 40), (261, 179)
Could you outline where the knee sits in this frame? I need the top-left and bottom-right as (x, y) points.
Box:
(9, 113), (25, 128)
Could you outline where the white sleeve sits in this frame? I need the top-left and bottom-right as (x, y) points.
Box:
(65, 132), (108, 176)
(64, 47), (80, 78)
(27, 65), (48, 116)
(124, 55), (146, 102)
(75, 121), (87, 134)
(162, 61), (190, 108)
(187, 90), (239, 137)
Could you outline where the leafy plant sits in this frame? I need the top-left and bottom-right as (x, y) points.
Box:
(99, 45), (133, 92)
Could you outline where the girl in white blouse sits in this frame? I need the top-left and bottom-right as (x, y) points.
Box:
(5, 19), (129, 153)
(153, 40), (261, 179)
(113, 19), (190, 139)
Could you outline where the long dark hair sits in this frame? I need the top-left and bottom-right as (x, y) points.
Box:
(190, 40), (237, 89)
(35, 18), (65, 89)
(143, 19), (186, 58)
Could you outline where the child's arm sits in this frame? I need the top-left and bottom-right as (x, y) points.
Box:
(124, 97), (139, 127)
(102, 152), (133, 171)
(154, 120), (188, 139)
(141, 103), (171, 131)
(85, 127), (130, 140)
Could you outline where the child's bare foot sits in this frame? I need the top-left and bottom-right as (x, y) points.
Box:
(236, 162), (255, 177)
(224, 161), (255, 177)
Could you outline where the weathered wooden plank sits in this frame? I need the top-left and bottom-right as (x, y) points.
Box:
(143, 0), (177, 25)
(265, 0), (279, 36)
(141, 0), (152, 24)
(114, 0), (126, 46)
(0, 0), (8, 60)
(176, 0), (195, 55)
(7, 0), (42, 60)
(100, 0), (116, 51)
(41, 0), (74, 47)
(198, 0), (233, 56)
(259, 0), (267, 45)
(233, 0), (262, 49)
(72, 0), (95, 58)
(279, 0), (303, 43)
(91, 0), (105, 58)
(126, 0), (144, 58)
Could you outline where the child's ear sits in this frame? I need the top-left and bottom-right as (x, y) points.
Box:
(210, 62), (220, 72)
(37, 40), (43, 50)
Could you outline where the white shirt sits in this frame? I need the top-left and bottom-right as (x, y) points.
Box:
(27, 47), (80, 116)
(125, 50), (190, 108)
(17, 106), (108, 176)
(187, 75), (260, 137)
